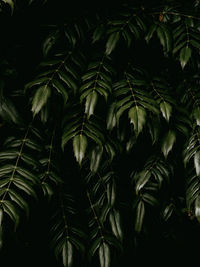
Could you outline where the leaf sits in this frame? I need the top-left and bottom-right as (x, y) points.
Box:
(107, 181), (116, 207)
(73, 134), (87, 165)
(8, 189), (29, 216)
(193, 107), (200, 126)
(62, 241), (73, 267)
(135, 170), (151, 194)
(109, 209), (123, 241)
(107, 103), (117, 130)
(135, 200), (145, 233)
(2, 0), (14, 14)
(105, 32), (120, 55)
(161, 130), (176, 158)
(0, 209), (3, 249)
(162, 203), (174, 221)
(89, 237), (101, 259)
(160, 101), (172, 122)
(2, 200), (19, 228)
(85, 91), (98, 118)
(99, 242), (110, 267)
(195, 195), (200, 222)
(128, 106), (146, 136)
(52, 79), (68, 103)
(0, 98), (22, 125)
(194, 151), (200, 176)
(90, 146), (103, 173)
(180, 46), (192, 69)
(31, 85), (51, 116)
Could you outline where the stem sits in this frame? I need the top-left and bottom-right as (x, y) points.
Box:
(124, 72), (138, 107)
(86, 190), (105, 241)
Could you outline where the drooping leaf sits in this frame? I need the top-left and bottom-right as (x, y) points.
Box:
(160, 101), (172, 122)
(85, 91), (98, 118)
(105, 32), (120, 55)
(195, 195), (200, 222)
(135, 170), (151, 194)
(52, 79), (69, 103)
(90, 145), (103, 173)
(161, 130), (176, 158)
(135, 200), (145, 233)
(194, 151), (200, 176)
(128, 106), (146, 136)
(193, 107), (200, 126)
(62, 241), (73, 267)
(73, 134), (88, 165)
(180, 46), (192, 69)
(99, 242), (110, 267)
(109, 209), (123, 241)
(31, 85), (51, 116)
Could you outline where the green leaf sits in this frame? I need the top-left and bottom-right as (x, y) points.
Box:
(180, 46), (192, 69)
(106, 32), (120, 55)
(0, 209), (3, 249)
(135, 200), (145, 233)
(109, 209), (123, 241)
(2, 0), (14, 14)
(2, 200), (19, 228)
(99, 242), (110, 267)
(90, 146), (103, 173)
(194, 151), (200, 176)
(89, 238), (101, 259)
(25, 77), (49, 91)
(85, 91), (98, 118)
(195, 195), (200, 222)
(135, 170), (151, 194)
(52, 79), (68, 103)
(160, 101), (172, 122)
(73, 134), (87, 165)
(193, 107), (200, 126)
(62, 241), (73, 267)
(107, 103), (117, 130)
(8, 189), (29, 216)
(13, 178), (37, 199)
(31, 85), (51, 116)
(107, 181), (116, 207)
(128, 106), (146, 136)
(161, 130), (176, 158)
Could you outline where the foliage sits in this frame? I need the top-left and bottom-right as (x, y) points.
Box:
(0, 0), (200, 266)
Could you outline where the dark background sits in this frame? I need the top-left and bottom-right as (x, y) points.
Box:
(0, 0), (200, 266)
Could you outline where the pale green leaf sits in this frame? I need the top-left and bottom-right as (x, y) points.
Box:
(85, 91), (98, 118)
(31, 85), (51, 116)
(106, 32), (120, 55)
(160, 101), (172, 122)
(135, 200), (145, 233)
(135, 170), (151, 194)
(161, 130), (176, 158)
(128, 106), (146, 136)
(73, 134), (87, 165)
(99, 242), (110, 267)
(109, 209), (123, 241)
(195, 195), (200, 222)
(193, 107), (200, 126)
(90, 146), (103, 173)
(52, 79), (68, 103)
(194, 151), (200, 176)
(180, 46), (192, 69)
(62, 241), (73, 267)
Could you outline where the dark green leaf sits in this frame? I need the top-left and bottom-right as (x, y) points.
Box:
(180, 46), (192, 69)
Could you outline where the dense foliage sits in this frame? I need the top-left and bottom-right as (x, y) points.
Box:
(0, 0), (200, 266)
